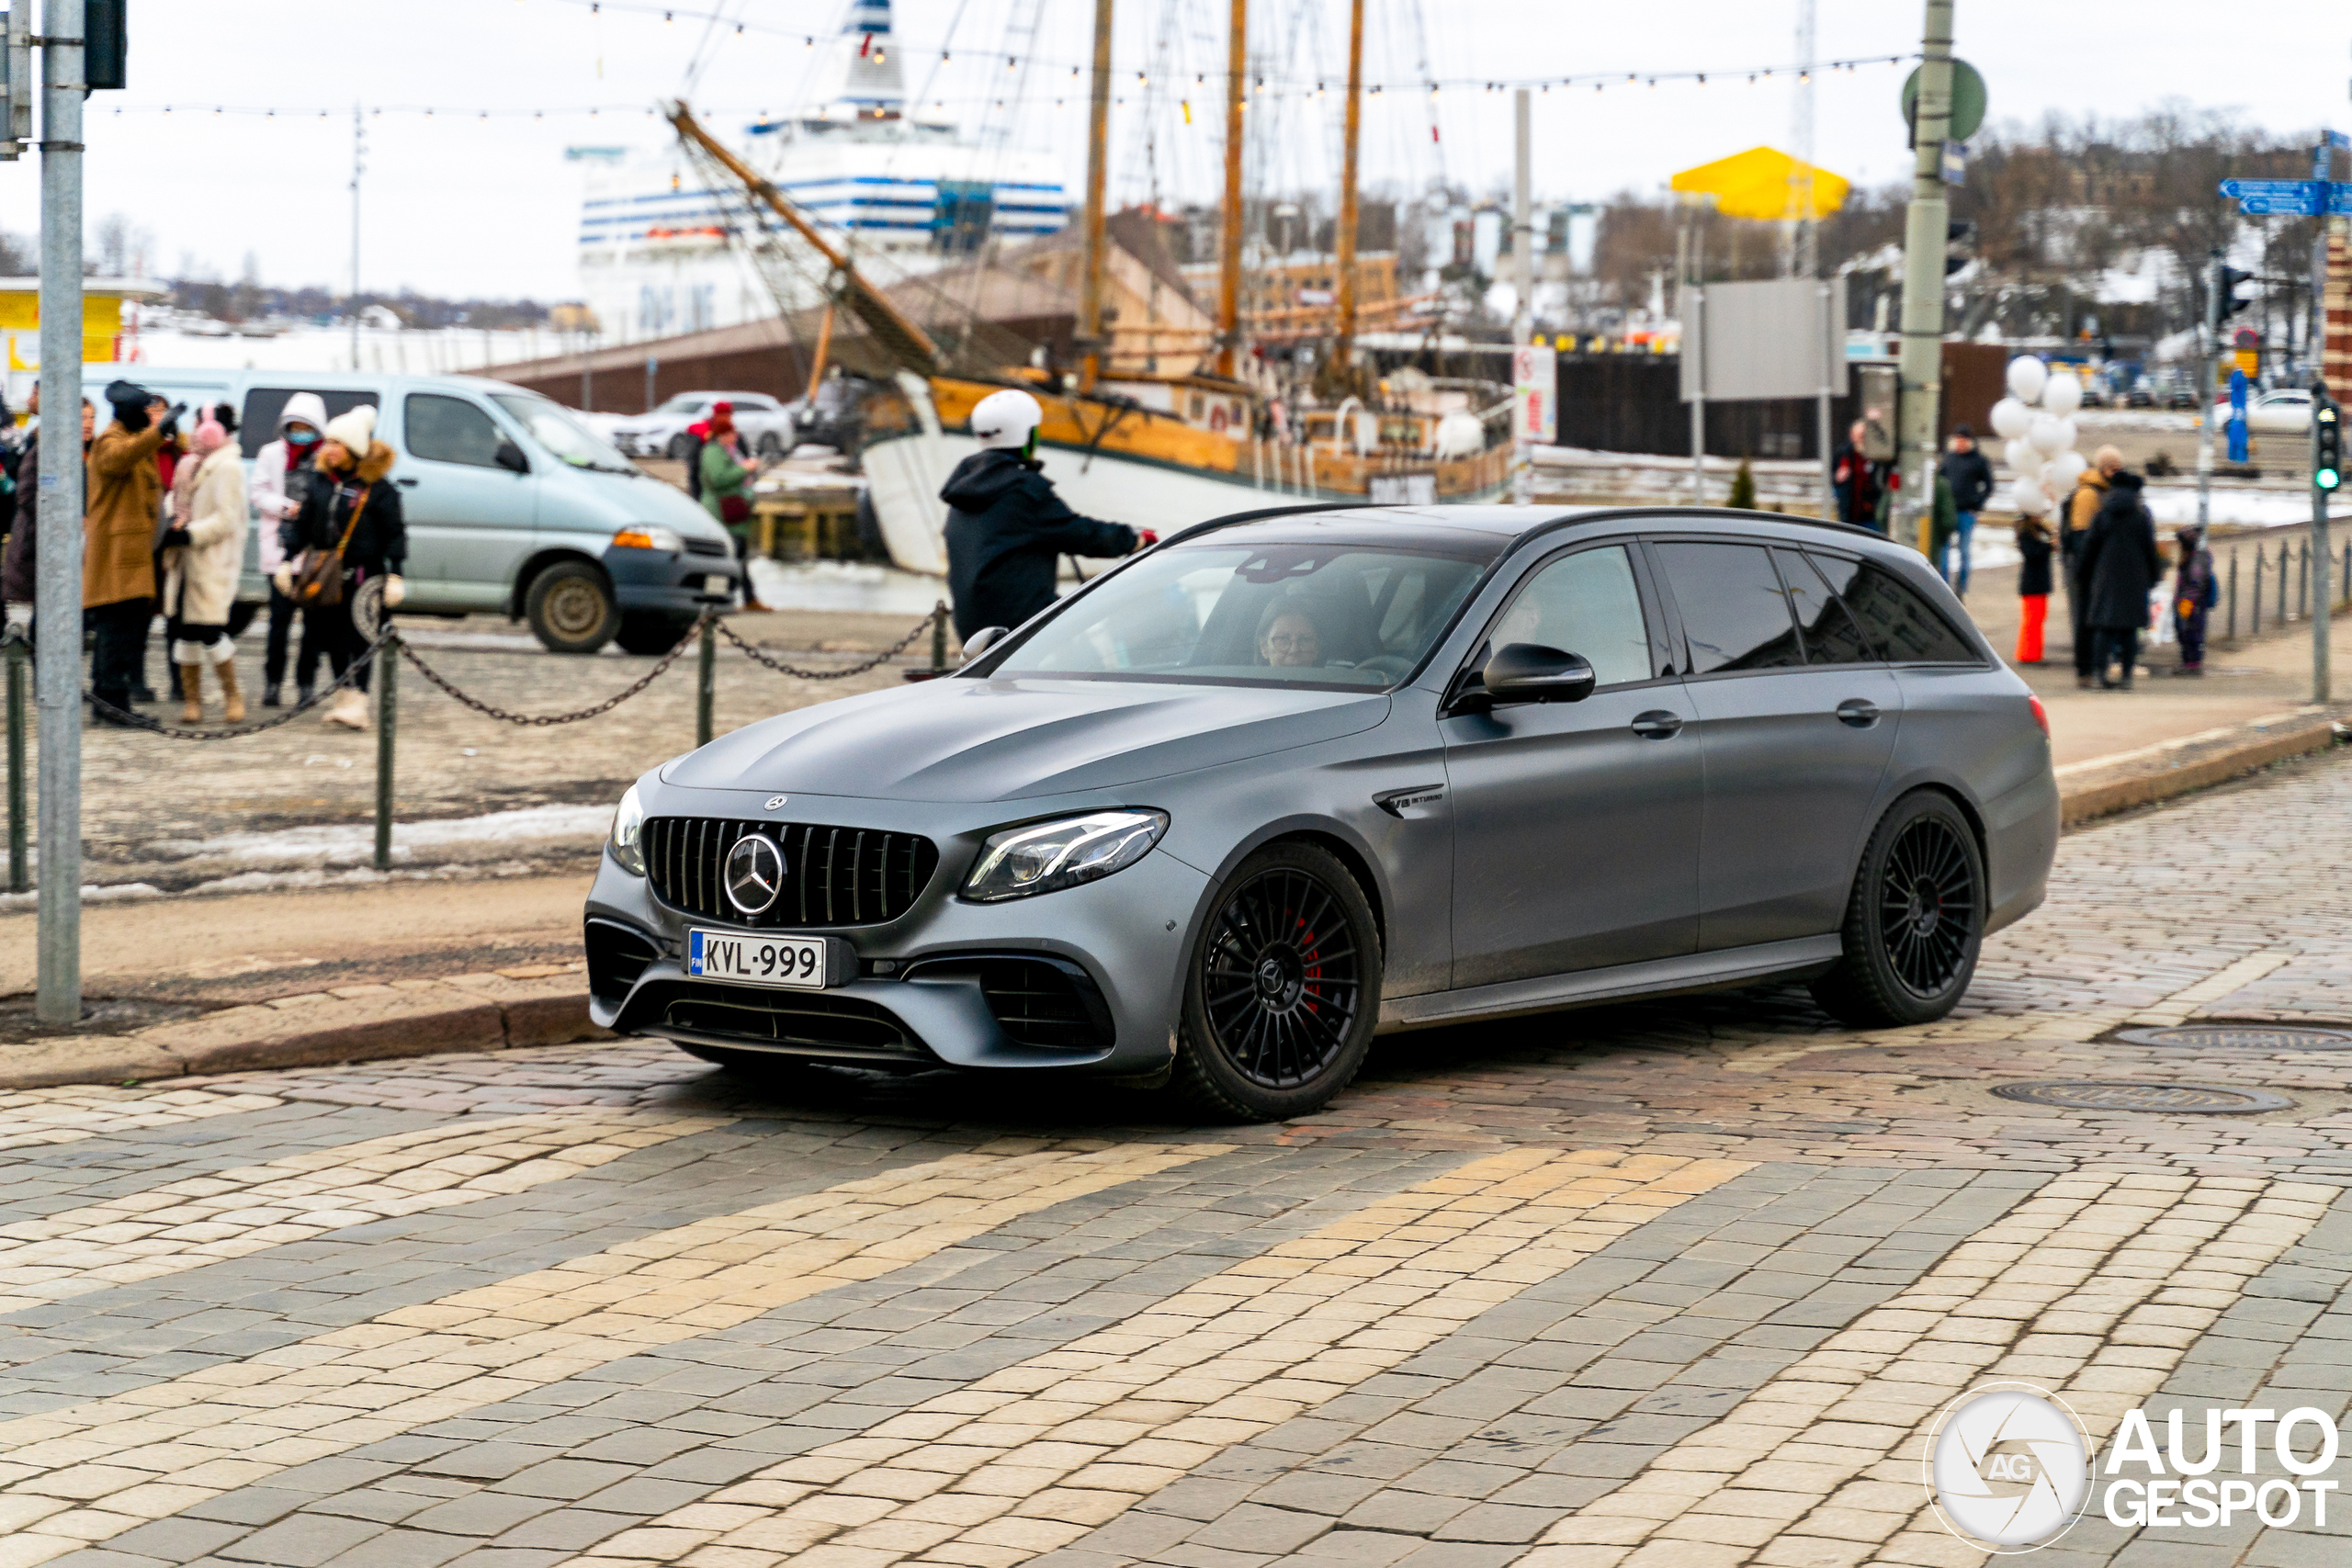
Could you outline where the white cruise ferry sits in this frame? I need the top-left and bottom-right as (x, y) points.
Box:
(576, 0), (1069, 346)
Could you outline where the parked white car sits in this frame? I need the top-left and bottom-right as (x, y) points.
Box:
(604, 391), (797, 459)
(2213, 388), (2313, 434)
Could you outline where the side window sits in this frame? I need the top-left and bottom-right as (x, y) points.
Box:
(405, 394), (505, 468)
(1654, 542), (1804, 674)
(1837, 560), (1979, 663)
(1775, 548), (1876, 664)
(1489, 545), (1655, 687)
(240, 388), (381, 459)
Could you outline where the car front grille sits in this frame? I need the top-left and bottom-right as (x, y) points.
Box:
(644, 817), (939, 928)
(684, 537), (729, 558)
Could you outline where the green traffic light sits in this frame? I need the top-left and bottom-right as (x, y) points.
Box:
(2322, 468), (2343, 491)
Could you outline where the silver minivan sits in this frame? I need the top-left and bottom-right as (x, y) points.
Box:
(134, 369), (741, 654)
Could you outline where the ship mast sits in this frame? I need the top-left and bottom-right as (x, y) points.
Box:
(1332, 0), (1364, 369)
(1077, 0), (1114, 390)
(1215, 0), (1246, 379)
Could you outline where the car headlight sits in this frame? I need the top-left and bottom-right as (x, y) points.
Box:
(609, 783), (647, 875)
(962, 809), (1169, 903)
(612, 525), (685, 553)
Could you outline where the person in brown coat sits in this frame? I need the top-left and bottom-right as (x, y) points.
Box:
(85, 380), (169, 723)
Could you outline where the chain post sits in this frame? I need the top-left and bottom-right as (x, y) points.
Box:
(696, 616), (716, 748)
(2226, 551), (2238, 643)
(930, 601), (947, 675)
(374, 629), (397, 873)
(6, 637), (24, 895)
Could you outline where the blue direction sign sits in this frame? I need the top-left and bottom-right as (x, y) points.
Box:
(2219, 177), (2352, 216)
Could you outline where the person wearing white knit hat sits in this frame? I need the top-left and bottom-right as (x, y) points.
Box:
(275, 402), (407, 729)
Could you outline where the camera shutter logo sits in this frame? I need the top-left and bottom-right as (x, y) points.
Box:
(1926, 1383), (2092, 1551)
(723, 833), (786, 916)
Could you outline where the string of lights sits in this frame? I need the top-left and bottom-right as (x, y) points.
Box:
(89, 52), (1917, 124)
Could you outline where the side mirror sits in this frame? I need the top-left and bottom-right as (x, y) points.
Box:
(1482, 642), (1597, 705)
(493, 440), (528, 474)
(961, 626), (1010, 660)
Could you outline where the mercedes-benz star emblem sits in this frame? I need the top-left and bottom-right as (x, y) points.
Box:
(764, 795), (789, 810)
(723, 833), (786, 916)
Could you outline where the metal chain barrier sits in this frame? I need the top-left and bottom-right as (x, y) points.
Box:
(81, 636), (386, 739)
(396, 610), (718, 727)
(714, 610), (937, 681)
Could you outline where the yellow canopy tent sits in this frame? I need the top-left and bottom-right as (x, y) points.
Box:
(1670, 146), (1849, 221)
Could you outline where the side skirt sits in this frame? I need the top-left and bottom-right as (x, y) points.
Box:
(1376, 934), (1844, 1033)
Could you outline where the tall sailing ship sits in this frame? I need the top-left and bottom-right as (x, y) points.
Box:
(666, 0), (1511, 576)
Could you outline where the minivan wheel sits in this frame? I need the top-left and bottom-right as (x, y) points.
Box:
(1172, 842), (1380, 1122)
(525, 561), (620, 654)
(616, 611), (694, 657)
(1810, 790), (1984, 1028)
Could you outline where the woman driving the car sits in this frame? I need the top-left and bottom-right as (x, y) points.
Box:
(1256, 604), (1325, 668)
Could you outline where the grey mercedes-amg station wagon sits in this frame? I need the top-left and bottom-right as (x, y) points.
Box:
(584, 505), (2058, 1121)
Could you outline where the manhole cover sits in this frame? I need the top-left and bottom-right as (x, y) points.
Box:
(1991, 1081), (2295, 1114)
(2116, 1025), (2352, 1052)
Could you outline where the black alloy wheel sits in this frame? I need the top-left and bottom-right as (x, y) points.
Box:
(1811, 790), (1984, 1028)
(1174, 842), (1380, 1121)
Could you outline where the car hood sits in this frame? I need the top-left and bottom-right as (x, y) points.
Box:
(662, 677), (1390, 802)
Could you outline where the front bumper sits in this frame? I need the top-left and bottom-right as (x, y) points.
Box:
(603, 544), (741, 616)
(583, 823), (1208, 1076)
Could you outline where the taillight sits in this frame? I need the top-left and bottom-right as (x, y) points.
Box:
(2029, 694), (2049, 737)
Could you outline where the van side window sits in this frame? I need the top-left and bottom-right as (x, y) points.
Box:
(240, 389), (381, 459)
(406, 394), (504, 468)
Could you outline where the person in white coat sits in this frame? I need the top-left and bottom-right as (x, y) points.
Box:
(160, 414), (249, 723)
(249, 391), (326, 706)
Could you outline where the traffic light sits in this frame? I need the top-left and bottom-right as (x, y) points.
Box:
(1944, 220), (1973, 277)
(85, 0), (125, 92)
(2217, 265), (2255, 322)
(2317, 399), (2343, 492)
(0, 6), (29, 161)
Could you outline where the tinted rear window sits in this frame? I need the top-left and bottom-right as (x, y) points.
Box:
(1654, 541), (1804, 674)
(1775, 548), (1876, 664)
(241, 388), (382, 458)
(1837, 559), (1979, 663)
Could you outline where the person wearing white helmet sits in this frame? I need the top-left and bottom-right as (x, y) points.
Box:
(940, 388), (1156, 640)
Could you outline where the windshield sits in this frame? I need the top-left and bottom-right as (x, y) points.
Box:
(491, 393), (637, 474)
(989, 540), (1490, 689)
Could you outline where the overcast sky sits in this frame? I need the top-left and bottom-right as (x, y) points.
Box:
(2, 0), (2345, 303)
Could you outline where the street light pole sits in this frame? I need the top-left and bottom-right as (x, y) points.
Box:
(2309, 134), (2342, 705)
(1894, 0), (1955, 556)
(2197, 251), (2219, 534)
(34, 0), (85, 1025)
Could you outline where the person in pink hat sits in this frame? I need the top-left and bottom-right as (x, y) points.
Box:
(159, 406), (250, 722)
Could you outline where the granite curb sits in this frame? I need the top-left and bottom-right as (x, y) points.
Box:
(3, 705), (2346, 1094)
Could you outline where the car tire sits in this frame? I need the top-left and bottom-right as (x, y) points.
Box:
(1809, 790), (1984, 1028)
(1171, 841), (1381, 1122)
(665, 432), (695, 461)
(755, 432), (784, 458)
(524, 561), (620, 655)
(616, 611), (694, 657)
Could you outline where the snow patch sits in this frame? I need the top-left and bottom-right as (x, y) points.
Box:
(153, 804), (616, 870)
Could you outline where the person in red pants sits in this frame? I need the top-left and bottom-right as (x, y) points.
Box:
(2015, 513), (2052, 664)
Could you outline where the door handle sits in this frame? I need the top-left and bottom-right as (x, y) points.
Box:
(394, 478), (419, 488)
(1630, 710), (1684, 739)
(1836, 698), (1881, 728)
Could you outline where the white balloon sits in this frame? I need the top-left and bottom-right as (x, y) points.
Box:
(2003, 437), (2037, 474)
(2006, 355), (2049, 404)
(2041, 371), (2082, 416)
(2029, 413), (2069, 457)
(2048, 449), (2087, 491)
(1988, 397), (2032, 441)
(2010, 477), (2051, 513)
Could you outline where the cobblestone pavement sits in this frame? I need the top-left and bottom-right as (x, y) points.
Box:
(1, 755), (2351, 1566)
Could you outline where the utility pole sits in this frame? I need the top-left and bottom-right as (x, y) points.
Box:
(2197, 250), (2221, 532)
(349, 104), (363, 371)
(35, 0), (85, 1025)
(1511, 87), (1532, 504)
(1074, 0), (1114, 392)
(2308, 132), (2344, 705)
(1894, 0), (1955, 556)
(1788, 0), (1817, 279)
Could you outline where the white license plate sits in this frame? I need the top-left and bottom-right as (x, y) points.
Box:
(688, 929), (826, 989)
(704, 573), (733, 594)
